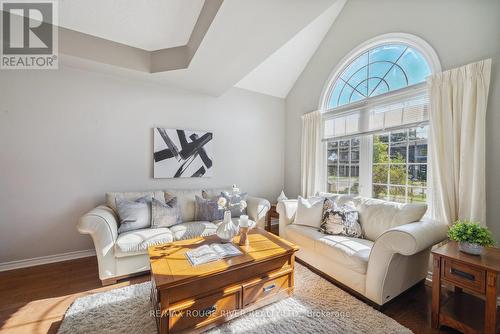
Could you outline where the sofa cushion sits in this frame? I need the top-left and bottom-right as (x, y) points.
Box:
(284, 224), (325, 249)
(202, 187), (232, 198)
(315, 235), (373, 274)
(194, 195), (224, 221)
(316, 192), (355, 205)
(170, 221), (218, 241)
(293, 196), (324, 228)
(151, 197), (182, 228)
(106, 191), (165, 213)
(164, 189), (202, 223)
(354, 197), (427, 241)
(116, 195), (151, 233)
(115, 228), (173, 255)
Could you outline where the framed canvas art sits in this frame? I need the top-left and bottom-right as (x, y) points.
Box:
(153, 128), (214, 178)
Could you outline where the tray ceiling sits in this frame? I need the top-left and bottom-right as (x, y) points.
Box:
(58, 0), (205, 51)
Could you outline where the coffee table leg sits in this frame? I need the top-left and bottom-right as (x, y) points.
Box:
(431, 256), (441, 329)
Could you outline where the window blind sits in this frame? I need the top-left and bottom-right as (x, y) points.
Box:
(368, 94), (429, 131)
(323, 85), (429, 141)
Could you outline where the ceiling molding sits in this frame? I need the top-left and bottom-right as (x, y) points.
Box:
(1, 0), (223, 73)
(152, 0), (224, 72)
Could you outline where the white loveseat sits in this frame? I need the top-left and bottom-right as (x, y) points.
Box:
(77, 188), (270, 285)
(277, 195), (448, 306)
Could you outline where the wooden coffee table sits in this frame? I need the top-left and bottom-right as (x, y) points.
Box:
(148, 228), (299, 334)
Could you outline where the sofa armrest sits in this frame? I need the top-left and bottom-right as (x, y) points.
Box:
(78, 205), (118, 244)
(276, 200), (298, 237)
(372, 218), (448, 256)
(365, 219), (448, 304)
(77, 205), (119, 280)
(246, 197), (271, 229)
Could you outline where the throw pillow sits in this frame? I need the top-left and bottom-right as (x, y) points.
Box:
(220, 191), (248, 217)
(194, 195), (224, 222)
(151, 197), (182, 228)
(320, 201), (363, 238)
(293, 196), (325, 228)
(116, 195), (151, 234)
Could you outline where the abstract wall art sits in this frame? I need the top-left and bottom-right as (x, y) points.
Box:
(153, 128), (214, 178)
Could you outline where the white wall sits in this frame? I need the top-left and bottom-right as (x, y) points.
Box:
(0, 67), (285, 263)
(284, 0), (500, 241)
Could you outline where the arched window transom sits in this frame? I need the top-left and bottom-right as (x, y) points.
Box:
(327, 44), (431, 109)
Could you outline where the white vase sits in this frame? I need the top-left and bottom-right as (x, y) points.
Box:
(216, 211), (239, 243)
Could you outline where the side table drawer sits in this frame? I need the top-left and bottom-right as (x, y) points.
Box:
(441, 258), (486, 294)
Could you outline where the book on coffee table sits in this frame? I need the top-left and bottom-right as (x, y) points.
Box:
(185, 243), (243, 266)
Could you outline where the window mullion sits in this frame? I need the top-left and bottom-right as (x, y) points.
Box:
(405, 128), (409, 202)
(359, 136), (372, 197)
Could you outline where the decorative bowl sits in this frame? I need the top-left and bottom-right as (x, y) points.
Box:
(458, 241), (483, 255)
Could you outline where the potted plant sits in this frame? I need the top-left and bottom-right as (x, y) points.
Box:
(448, 220), (495, 255)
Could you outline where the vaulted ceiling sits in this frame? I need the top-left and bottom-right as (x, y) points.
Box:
(55, 0), (347, 97)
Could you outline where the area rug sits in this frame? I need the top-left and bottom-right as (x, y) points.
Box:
(57, 263), (412, 334)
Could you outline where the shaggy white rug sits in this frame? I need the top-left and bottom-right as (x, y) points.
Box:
(57, 264), (412, 334)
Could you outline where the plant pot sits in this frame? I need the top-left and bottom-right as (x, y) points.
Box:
(458, 241), (483, 255)
(216, 211), (239, 243)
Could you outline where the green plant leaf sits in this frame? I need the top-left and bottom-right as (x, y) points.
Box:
(448, 220), (495, 246)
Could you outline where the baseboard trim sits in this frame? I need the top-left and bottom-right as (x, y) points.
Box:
(0, 249), (96, 272)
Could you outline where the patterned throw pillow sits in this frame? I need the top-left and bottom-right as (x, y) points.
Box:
(202, 190), (248, 217)
(220, 191), (248, 217)
(151, 197), (182, 228)
(194, 195), (224, 222)
(320, 200), (362, 238)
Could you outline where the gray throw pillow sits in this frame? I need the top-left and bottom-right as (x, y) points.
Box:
(151, 197), (182, 228)
(194, 195), (224, 222)
(220, 191), (247, 217)
(116, 195), (151, 234)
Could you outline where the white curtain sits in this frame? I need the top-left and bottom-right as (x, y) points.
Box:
(428, 59), (492, 226)
(301, 110), (326, 198)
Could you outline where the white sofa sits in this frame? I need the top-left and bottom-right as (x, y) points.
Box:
(77, 188), (270, 285)
(277, 195), (448, 306)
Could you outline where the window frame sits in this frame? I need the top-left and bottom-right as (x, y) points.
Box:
(371, 127), (429, 203)
(319, 33), (441, 205)
(327, 138), (360, 195)
(319, 33), (441, 112)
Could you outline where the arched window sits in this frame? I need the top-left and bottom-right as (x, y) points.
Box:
(320, 34), (440, 204)
(327, 44), (431, 109)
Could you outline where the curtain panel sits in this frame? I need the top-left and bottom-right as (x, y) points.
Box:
(301, 110), (326, 197)
(428, 59), (492, 226)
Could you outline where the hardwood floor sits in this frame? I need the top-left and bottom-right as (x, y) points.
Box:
(0, 256), (459, 334)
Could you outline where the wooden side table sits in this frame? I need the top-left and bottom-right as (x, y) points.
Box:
(266, 204), (279, 235)
(432, 242), (500, 334)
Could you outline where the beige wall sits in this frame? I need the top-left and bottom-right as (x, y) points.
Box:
(0, 67), (285, 263)
(284, 0), (500, 242)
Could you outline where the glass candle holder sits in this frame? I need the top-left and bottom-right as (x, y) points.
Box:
(239, 215), (249, 228)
